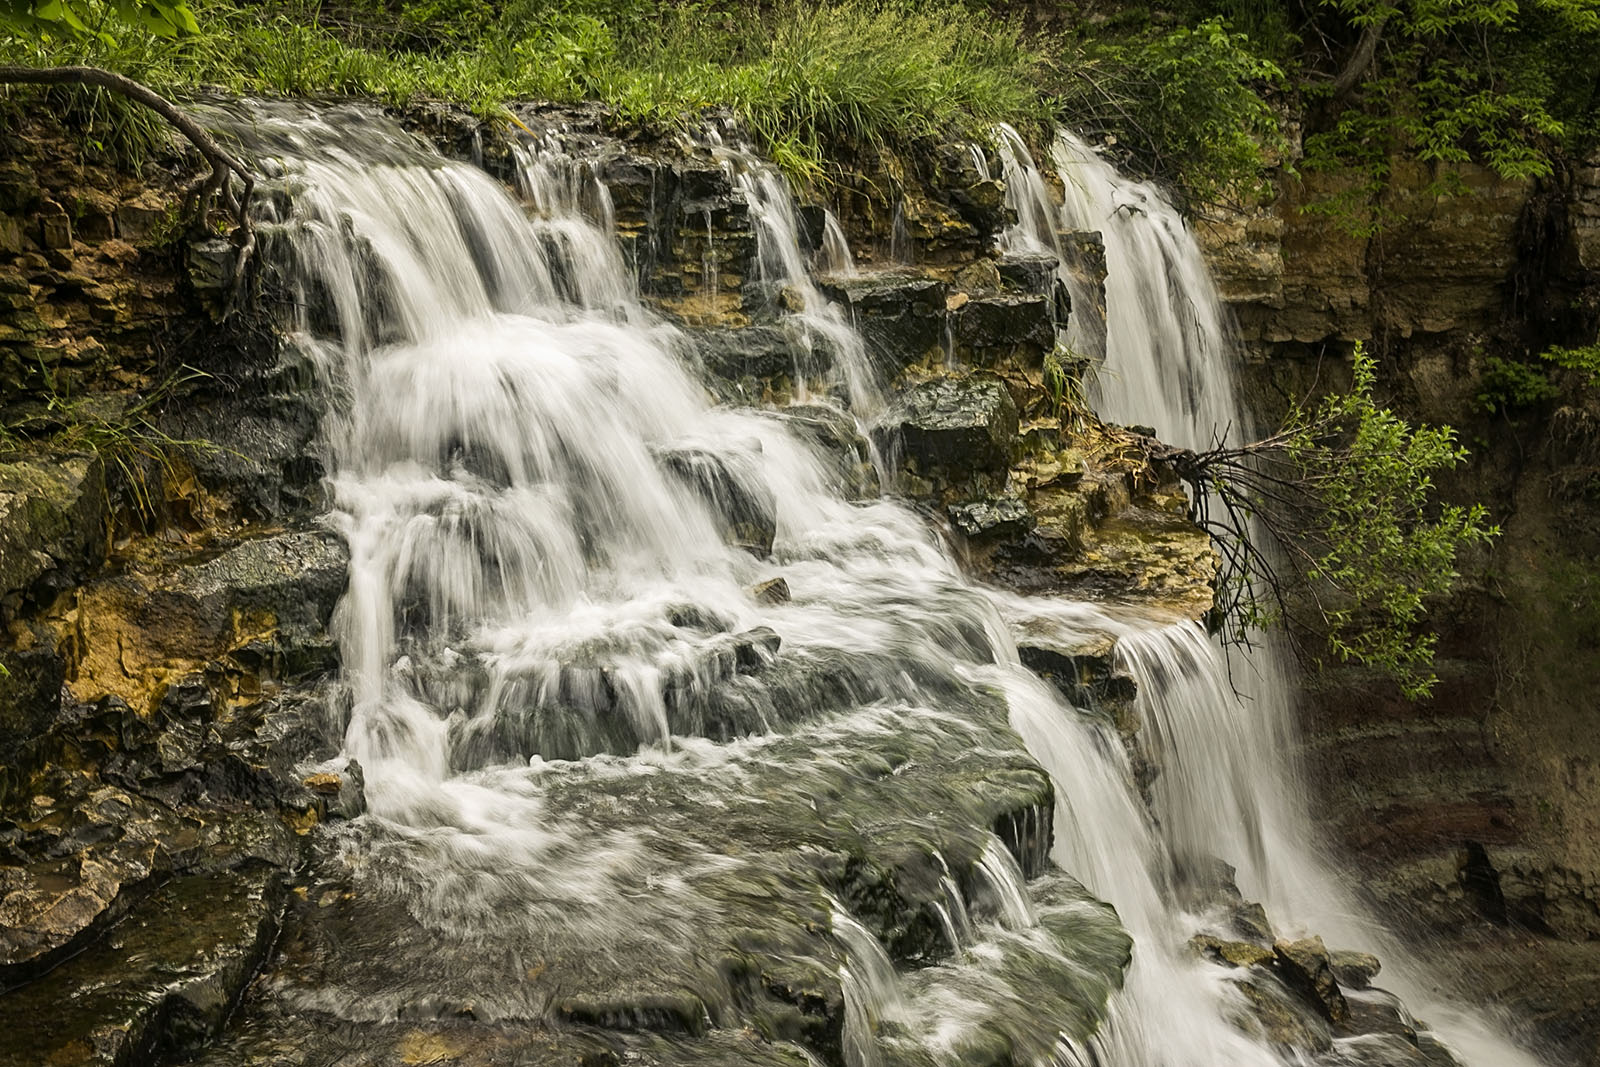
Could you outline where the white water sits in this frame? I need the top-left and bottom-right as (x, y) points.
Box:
(999, 126), (1549, 1067)
(235, 98), (1545, 1067)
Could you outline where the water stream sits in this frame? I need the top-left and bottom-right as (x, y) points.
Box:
(998, 126), (1548, 1067)
(227, 100), (1543, 1066)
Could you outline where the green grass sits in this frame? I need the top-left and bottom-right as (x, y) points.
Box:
(0, 0), (1050, 187)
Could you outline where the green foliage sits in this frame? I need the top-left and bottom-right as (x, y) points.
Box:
(1, 0), (1043, 187)
(1542, 341), (1600, 386)
(1049, 16), (1286, 206)
(1300, 0), (1600, 232)
(0, 0), (197, 39)
(1279, 343), (1498, 696)
(1476, 354), (1559, 414)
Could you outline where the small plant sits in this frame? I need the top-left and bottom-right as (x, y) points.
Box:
(1476, 354), (1559, 415)
(1148, 343), (1498, 698)
(1042, 344), (1092, 432)
(1542, 341), (1600, 386)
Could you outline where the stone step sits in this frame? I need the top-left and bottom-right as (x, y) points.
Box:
(0, 866), (284, 1067)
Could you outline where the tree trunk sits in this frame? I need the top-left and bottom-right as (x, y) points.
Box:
(1331, 17), (1387, 101)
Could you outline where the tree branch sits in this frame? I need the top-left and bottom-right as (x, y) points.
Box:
(1331, 17), (1387, 101)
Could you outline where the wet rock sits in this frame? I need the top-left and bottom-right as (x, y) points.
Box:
(819, 273), (947, 373)
(697, 324), (821, 386)
(0, 867), (285, 1067)
(303, 760), (366, 820)
(0, 452), (107, 617)
(733, 626), (782, 671)
(1339, 987), (1419, 1043)
(1230, 900), (1277, 945)
(68, 529), (346, 714)
(762, 403), (878, 499)
(1191, 933), (1276, 969)
(997, 250), (1060, 295)
(38, 200), (71, 249)
(657, 446), (777, 557)
(186, 236), (237, 292)
(1232, 971), (1335, 1056)
(1330, 948), (1383, 990)
(0, 644), (65, 803)
(1275, 935), (1349, 1024)
(948, 496), (1032, 540)
(953, 293), (1056, 366)
(953, 258), (1003, 294)
(1017, 637), (1138, 710)
(0, 848), (157, 978)
(875, 375), (1018, 485)
(752, 577), (791, 605)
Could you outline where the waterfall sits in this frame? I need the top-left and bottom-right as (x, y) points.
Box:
(219, 96), (1543, 1067)
(999, 126), (1549, 1067)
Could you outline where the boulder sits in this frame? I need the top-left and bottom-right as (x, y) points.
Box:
(657, 446), (777, 557)
(1274, 936), (1349, 1023)
(875, 375), (1018, 484)
(0, 452), (107, 618)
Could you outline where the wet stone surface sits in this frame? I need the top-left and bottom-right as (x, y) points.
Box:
(185, 691), (1135, 1067)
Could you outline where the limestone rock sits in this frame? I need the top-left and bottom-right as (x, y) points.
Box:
(1274, 935), (1349, 1023)
(875, 375), (1018, 485)
(0, 452), (107, 616)
(67, 530), (347, 715)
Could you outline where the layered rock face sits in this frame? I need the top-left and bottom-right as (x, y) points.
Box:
(1201, 145), (1600, 1062)
(0, 106), (1228, 1067)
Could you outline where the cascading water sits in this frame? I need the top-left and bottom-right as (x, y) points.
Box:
(998, 126), (1550, 1067)
(208, 96), (1545, 1067)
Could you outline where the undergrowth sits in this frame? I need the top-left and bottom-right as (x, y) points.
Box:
(0, 0), (1291, 199)
(0, 363), (220, 530)
(0, 0), (1051, 188)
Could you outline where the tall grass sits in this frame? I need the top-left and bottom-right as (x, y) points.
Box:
(0, 0), (1045, 186)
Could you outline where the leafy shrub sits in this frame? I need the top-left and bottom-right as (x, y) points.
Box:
(1049, 17), (1285, 206)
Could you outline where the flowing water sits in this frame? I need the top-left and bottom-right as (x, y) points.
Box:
(226, 99), (1544, 1067)
(998, 127), (1550, 1067)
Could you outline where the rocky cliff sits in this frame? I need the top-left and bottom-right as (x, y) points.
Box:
(1202, 141), (1600, 1061)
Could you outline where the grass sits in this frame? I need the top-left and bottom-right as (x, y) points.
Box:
(0, 0), (1050, 187)
(1, 362), (222, 531)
